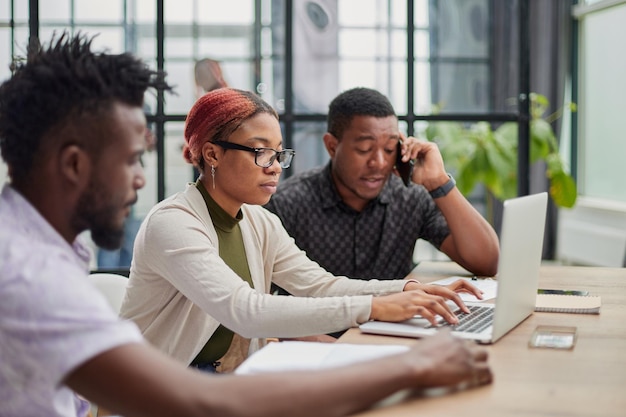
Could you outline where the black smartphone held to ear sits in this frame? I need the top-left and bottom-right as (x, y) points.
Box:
(396, 140), (414, 187)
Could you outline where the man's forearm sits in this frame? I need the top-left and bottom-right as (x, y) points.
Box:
(436, 189), (500, 276)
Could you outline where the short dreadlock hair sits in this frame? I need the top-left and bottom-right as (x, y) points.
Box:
(0, 31), (172, 182)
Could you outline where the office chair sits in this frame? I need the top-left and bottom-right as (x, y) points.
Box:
(87, 273), (129, 417)
(88, 273), (129, 314)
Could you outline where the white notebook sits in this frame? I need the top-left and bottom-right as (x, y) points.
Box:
(535, 294), (601, 314)
(235, 341), (409, 375)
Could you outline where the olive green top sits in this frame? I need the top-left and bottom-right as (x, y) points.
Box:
(191, 180), (253, 365)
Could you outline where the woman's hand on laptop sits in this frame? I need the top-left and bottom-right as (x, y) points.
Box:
(404, 279), (484, 311)
(370, 290), (462, 326)
(369, 279), (484, 325)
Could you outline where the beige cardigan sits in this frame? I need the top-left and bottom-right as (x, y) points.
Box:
(120, 184), (407, 365)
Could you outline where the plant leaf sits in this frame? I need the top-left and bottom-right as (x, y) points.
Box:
(530, 119), (554, 162)
(549, 171), (577, 208)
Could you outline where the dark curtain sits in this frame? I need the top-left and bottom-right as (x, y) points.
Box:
(492, 0), (573, 259)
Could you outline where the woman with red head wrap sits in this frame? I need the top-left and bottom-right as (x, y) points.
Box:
(121, 88), (484, 373)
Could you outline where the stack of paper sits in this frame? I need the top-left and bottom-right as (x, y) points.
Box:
(235, 341), (409, 375)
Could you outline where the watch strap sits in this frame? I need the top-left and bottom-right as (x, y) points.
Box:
(429, 174), (456, 199)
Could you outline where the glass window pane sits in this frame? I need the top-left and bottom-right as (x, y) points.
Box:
(579, 4), (626, 202)
(291, 121), (328, 174)
(0, 161), (6, 187)
(165, 61), (196, 114)
(415, 29), (430, 59)
(338, 0), (384, 26)
(38, 26), (76, 43)
(39, 0), (71, 20)
(164, 121), (194, 198)
(219, 60), (255, 91)
(166, 37), (194, 59)
(389, 29), (406, 59)
(339, 59), (399, 97)
(135, 143), (159, 218)
(339, 29), (382, 59)
(414, 61), (433, 115)
(339, 28), (407, 60)
(398, 120), (408, 138)
(261, 0), (272, 25)
(292, 0), (339, 114)
(261, 26), (273, 56)
(390, 1), (407, 27)
(143, 93), (157, 118)
(430, 62), (489, 113)
(14, 0), (29, 20)
(0, 29), (11, 83)
(12, 27), (29, 55)
(389, 61), (407, 115)
(198, 0), (254, 24)
(429, 0), (489, 59)
(165, 0), (193, 23)
(75, 0), (123, 21)
(132, 0), (156, 23)
(197, 35), (252, 58)
(136, 30), (157, 61)
(86, 28), (125, 52)
(413, 120), (429, 139)
(0, 1), (9, 20)
(414, 0), (429, 27)
(293, 52), (338, 113)
(258, 57), (275, 106)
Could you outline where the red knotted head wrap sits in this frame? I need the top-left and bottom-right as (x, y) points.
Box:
(183, 87), (278, 170)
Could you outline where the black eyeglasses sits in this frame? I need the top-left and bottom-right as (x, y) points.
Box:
(213, 141), (295, 169)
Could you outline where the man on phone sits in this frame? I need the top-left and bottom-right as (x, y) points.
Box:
(266, 87), (499, 283)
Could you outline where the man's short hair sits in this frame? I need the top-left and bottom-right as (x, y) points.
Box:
(327, 87), (396, 139)
(0, 32), (171, 182)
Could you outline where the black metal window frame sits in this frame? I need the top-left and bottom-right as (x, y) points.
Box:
(17, 0), (531, 201)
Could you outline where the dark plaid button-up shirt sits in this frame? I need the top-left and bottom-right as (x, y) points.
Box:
(265, 163), (450, 280)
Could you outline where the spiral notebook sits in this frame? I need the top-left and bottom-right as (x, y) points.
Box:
(535, 294), (601, 314)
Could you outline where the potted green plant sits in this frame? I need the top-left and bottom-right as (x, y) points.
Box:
(425, 93), (577, 213)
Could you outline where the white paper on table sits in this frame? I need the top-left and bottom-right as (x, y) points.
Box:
(235, 341), (409, 375)
(429, 276), (498, 302)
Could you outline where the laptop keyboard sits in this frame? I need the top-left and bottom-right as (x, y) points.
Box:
(428, 305), (494, 333)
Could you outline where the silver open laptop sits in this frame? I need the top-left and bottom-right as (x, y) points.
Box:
(360, 192), (548, 344)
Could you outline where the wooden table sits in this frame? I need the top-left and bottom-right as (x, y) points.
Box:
(341, 262), (626, 417)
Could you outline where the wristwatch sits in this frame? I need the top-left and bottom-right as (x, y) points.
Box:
(429, 174), (456, 199)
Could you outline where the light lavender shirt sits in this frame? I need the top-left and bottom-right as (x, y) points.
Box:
(0, 184), (143, 417)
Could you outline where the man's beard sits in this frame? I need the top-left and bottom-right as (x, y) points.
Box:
(73, 180), (128, 250)
(90, 216), (125, 250)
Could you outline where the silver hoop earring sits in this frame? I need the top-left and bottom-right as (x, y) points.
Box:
(211, 165), (216, 189)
